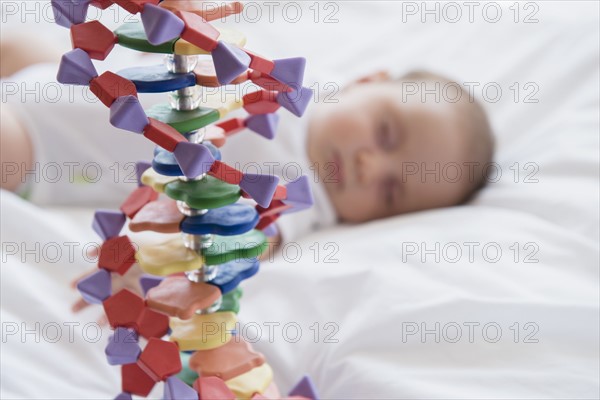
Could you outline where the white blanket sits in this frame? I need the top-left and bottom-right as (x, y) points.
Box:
(1, 1), (599, 399)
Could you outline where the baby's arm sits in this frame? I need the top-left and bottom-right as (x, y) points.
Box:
(0, 104), (32, 192)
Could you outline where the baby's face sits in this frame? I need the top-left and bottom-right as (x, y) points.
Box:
(307, 79), (472, 223)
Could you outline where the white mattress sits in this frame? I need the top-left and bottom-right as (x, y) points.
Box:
(1, 1), (599, 399)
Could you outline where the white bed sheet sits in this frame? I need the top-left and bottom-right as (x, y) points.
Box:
(2, 1), (599, 399)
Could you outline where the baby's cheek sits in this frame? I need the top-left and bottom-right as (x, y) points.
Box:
(334, 189), (380, 223)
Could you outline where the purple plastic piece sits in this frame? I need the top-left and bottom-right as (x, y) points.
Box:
(239, 173), (279, 208)
(164, 376), (199, 400)
(212, 41), (251, 85)
(245, 113), (280, 140)
(135, 161), (152, 186)
(271, 57), (306, 88)
(105, 327), (141, 365)
(114, 393), (132, 400)
(262, 223), (279, 238)
(76, 269), (111, 304)
(109, 95), (149, 133)
(282, 176), (314, 213)
(141, 3), (185, 45)
(173, 142), (216, 179)
(51, 0), (90, 28)
(277, 86), (313, 117)
(92, 210), (126, 240)
(289, 376), (319, 400)
(140, 274), (164, 296)
(56, 49), (98, 85)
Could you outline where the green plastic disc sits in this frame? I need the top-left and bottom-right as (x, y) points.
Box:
(218, 287), (243, 314)
(164, 176), (241, 209)
(204, 230), (267, 266)
(145, 103), (220, 133)
(115, 22), (177, 54)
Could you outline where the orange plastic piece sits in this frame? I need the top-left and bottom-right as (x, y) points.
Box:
(70, 20), (117, 60)
(160, 0), (243, 21)
(122, 363), (156, 396)
(243, 90), (280, 114)
(176, 11), (220, 52)
(137, 338), (182, 382)
(272, 184), (287, 200)
(208, 160), (243, 184)
(204, 125), (227, 147)
(120, 186), (159, 219)
(129, 199), (183, 233)
(103, 289), (145, 329)
(146, 276), (221, 319)
(189, 337), (265, 381)
(143, 118), (186, 151)
(98, 235), (136, 275)
(193, 377), (235, 400)
(194, 60), (248, 87)
(245, 50), (274, 75)
(90, 72), (137, 107)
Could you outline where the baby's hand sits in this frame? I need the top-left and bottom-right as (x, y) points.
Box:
(70, 247), (143, 325)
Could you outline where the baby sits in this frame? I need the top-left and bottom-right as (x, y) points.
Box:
(306, 70), (493, 224)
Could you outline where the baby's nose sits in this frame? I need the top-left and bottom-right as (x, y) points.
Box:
(355, 148), (381, 184)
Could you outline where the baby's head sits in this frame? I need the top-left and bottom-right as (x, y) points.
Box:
(307, 70), (494, 223)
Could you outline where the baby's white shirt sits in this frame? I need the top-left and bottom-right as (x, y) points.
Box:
(5, 62), (337, 242)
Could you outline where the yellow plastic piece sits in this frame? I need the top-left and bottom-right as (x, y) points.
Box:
(136, 238), (203, 276)
(225, 363), (273, 399)
(174, 28), (246, 55)
(203, 90), (243, 118)
(141, 168), (178, 193)
(170, 312), (237, 351)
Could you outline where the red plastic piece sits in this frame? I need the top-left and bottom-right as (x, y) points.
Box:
(208, 160), (243, 184)
(90, 72), (138, 107)
(137, 307), (170, 339)
(90, 0), (114, 9)
(70, 21), (117, 60)
(143, 118), (186, 151)
(256, 214), (279, 230)
(176, 11), (220, 52)
(103, 289), (145, 329)
(244, 49), (274, 75)
(256, 200), (290, 218)
(98, 235), (136, 275)
(215, 118), (245, 136)
(137, 338), (182, 382)
(193, 377), (235, 400)
(161, 1), (243, 22)
(243, 90), (280, 115)
(120, 186), (159, 219)
(249, 70), (292, 92)
(122, 363), (156, 397)
(114, 0), (158, 14)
